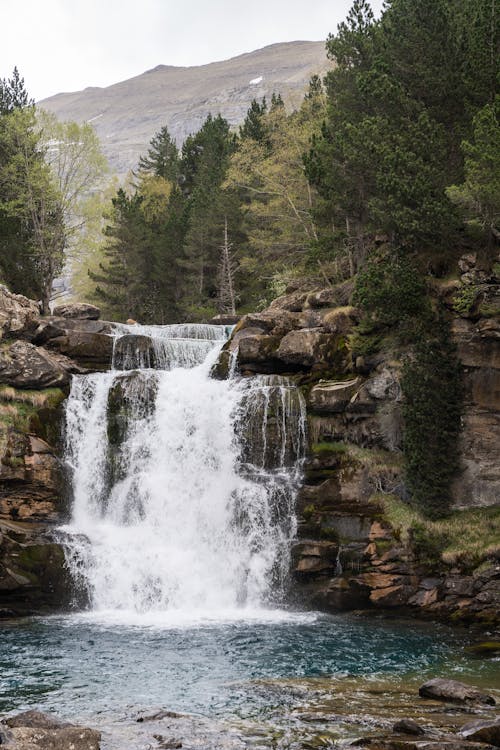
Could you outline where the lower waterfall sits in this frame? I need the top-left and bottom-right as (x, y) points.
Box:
(61, 323), (306, 618)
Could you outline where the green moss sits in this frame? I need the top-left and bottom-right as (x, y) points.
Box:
(302, 504), (316, 521)
(311, 441), (348, 454)
(452, 284), (480, 316)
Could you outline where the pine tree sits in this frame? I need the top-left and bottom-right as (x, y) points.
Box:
(401, 317), (463, 518)
(137, 124), (179, 181)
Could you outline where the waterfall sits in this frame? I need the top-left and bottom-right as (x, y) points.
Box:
(61, 323), (306, 618)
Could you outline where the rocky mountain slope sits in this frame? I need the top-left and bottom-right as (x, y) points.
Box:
(39, 41), (329, 176)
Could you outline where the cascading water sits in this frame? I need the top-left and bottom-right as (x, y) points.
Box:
(61, 323), (307, 618)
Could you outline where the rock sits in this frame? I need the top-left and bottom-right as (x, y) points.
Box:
(52, 302), (100, 320)
(459, 718), (500, 746)
(268, 289), (309, 312)
(32, 317), (112, 345)
(393, 719), (425, 736)
(292, 541), (339, 576)
(0, 286), (39, 341)
(0, 341), (71, 389)
(418, 678), (496, 705)
(48, 331), (113, 367)
(4, 711), (69, 729)
(309, 378), (362, 413)
(112, 334), (155, 370)
(2, 723), (101, 749)
(364, 369), (401, 401)
(320, 306), (360, 334)
(237, 334), (280, 366)
(276, 328), (329, 367)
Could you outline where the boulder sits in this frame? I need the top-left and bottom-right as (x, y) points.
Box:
(268, 290), (309, 312)
(0, 341), (71, 389)
(418, 678), (496, 705)
(393, 719), (425, 736)
(52, 302), (101, 320)
(0, 286), (39, 341)
(48, 331), (113, 367)
(459, 719), (500, 746)
(1, 709), (101, 749)
(276, 328), (329, 367)
(309, 378), (362, 413)
(32, 317), (112, 345)
(112, 334), (155, 370)
(238, 335), (280, 365)
(320, 306), (360, 334)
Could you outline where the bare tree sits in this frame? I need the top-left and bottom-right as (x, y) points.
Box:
(217, 217), (237, 315)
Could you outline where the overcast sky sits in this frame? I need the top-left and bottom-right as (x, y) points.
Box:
(1, 0), (384, 102)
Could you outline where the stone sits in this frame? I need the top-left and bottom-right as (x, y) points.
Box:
(459, 719), (500, 746)
(370, 584), (412, 607)
(112, 334), (154, 369)
(237, 334), (280, 365)
(320, 306), (360, 334)
(308, 378), (362, 413)
(0, 341), (71, 389)
(418, 678), (496, 705)
(0, 285), (39, 341)
(393, 719), (425, 735)
(4, 711), (69, 729)
(365, 369), (401, 401)
(32, 317), (112, 345)
(52, 302), (101, 320)
(292, 540), (339, 576)
(48, 331), (113, 366)
(268, 289), (309, 312)
(2, 724), (101, 749)
(276, 328), (329, 368)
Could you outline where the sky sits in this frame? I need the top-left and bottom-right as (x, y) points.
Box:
(1, 0), (384, 102)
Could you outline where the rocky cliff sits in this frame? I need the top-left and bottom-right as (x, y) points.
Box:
(0, 287), (113, 616)
(39, 41), (329, 177)
(215, 254), (500, 629)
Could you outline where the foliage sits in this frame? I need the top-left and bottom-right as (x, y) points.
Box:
(353, 250), (430, 328)
(401, 318), (463, 518)
(452, 284), (480, 316)
(447, 96), (500, 246)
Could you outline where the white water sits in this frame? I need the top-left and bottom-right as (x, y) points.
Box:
(61, 323), (306, 620)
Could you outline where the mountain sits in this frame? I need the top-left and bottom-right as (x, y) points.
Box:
(39, 41), (329, 176)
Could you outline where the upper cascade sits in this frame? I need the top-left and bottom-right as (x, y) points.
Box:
(111, 322), (230, 371)
(61, 322), (306, 618)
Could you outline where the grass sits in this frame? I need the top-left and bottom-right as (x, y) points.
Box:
(376, 493), (500, 571)
(0, 386), (66, 434)
(311, 441), (349, 454)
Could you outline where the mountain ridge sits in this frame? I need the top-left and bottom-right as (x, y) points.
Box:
(40, 41), (330, 176)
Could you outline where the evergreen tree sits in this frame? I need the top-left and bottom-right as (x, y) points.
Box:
(401, 318), (463, 518)
(137, 124), (179, 181)
(239, 98), (268, 143)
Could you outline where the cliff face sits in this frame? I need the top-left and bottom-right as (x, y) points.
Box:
(217, 258), (500, 628)
(39, 41), (329, 177)
(0, 288), (113, 616)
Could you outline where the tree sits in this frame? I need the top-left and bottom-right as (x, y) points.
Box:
(0, 105), (65, 311)
(401, 318), (463, 518)
(217, 217), (237, 315)
(137, 124), (179, 181)
(447, 96), (500, 246)
(0, 67), (33, 115)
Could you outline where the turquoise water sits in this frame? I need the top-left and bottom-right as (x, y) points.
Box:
(0, 611), (474, 719)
